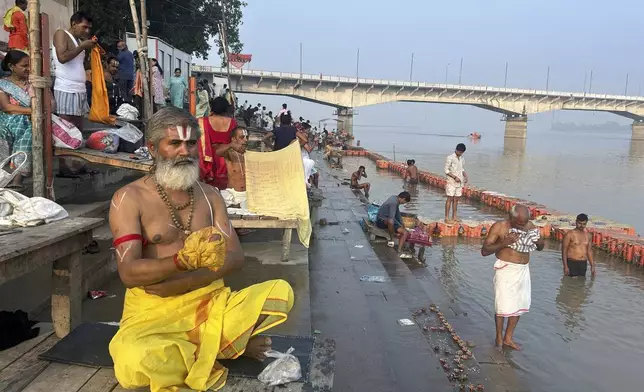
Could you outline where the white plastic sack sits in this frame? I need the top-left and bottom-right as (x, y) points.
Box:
(257, 347), (302, 386)
(116, 104), (139, 121)
(0, 189), (68, 228)
(52, 114), (83, 149)
(112, 122), (143, 144)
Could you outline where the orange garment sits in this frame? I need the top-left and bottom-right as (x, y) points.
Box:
(4, 7), (28, 51)
(88, 46), (115, 125)
(133, 70), (143, 97)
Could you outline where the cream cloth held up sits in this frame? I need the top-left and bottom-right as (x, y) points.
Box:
(493, 259), (531, 317)
(244, 142), (311, 247)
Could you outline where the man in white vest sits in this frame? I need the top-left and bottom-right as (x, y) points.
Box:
(52, 11), (96, 176)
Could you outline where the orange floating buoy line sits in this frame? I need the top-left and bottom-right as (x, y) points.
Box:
(341, 147), (643, 266)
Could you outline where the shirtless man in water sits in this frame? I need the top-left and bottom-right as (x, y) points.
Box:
(108, 107), (293, 390)
(481, 205), (544, 350)
(351, 165), (370, 198)
(405, 160), (419, 185)
(562, 213), (596, 277)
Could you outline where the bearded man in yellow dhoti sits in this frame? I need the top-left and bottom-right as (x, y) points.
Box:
(108, 106), (294, 392)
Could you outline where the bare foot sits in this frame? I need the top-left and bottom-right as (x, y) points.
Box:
(502, 339), (521, 351)
(243, 336), (272, 361)
(495, 338), (503, 348)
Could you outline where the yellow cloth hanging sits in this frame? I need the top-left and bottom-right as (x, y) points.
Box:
(88, 46), (115, 125)
(244, 142), (312, 247)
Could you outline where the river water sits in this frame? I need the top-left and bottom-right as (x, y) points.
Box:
(339, 155), (644, 392)
(351, 127), (644, 233)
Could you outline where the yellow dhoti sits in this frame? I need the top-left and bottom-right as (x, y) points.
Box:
(109, 279), (294, 391)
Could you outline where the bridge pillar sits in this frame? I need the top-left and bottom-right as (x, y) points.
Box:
(504, 115), (528, 139)
(632, 121), (644, 141)
(335, 107), (354, 136)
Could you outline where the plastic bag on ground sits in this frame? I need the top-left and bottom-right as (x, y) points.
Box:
(257, 347), (302, 386)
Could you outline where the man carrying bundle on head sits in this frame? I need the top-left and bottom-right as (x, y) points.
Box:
(108, 107), (294, 392)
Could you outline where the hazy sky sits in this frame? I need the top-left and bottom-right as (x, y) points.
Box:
(198, 0), (641, 134)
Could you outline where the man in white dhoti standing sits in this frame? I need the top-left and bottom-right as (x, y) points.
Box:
(481, 205), (544, 350)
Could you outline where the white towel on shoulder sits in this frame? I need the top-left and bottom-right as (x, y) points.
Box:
(493, 259), (531, 317)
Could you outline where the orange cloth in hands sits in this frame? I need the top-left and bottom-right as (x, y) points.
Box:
(89, 46), (115, 125)
(175, 226), (227, 271)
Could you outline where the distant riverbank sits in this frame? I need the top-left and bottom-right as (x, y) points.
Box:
(550, 121), (630, 132)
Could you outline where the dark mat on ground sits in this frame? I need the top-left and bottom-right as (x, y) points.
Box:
(39, 322), (314, 381)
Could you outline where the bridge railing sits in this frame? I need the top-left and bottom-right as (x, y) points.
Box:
(190, 64), (644, 102)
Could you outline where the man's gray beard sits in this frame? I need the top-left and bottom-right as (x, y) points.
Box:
(154, 157), (200, 190)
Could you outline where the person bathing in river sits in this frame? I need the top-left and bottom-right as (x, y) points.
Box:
(405, 159), (418, 185)
(377, 191), (412, 259)
(444, 143), (468, 224)
(562, 213), (596, 277)
(350, 165), (370, 198)
(481, 205), (544, 350)
(108, 107), (293, 391)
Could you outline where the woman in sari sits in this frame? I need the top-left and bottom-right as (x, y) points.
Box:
(0, 50), (32, 191)
(198, 96), (237, 190)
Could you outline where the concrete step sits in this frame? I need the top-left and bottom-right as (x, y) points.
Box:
(62, 200), (110, 219)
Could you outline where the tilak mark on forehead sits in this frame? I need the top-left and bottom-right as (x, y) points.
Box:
(175, 125), (192, 141)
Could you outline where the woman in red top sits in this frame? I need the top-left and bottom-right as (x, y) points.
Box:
(197, 96), (237, 190)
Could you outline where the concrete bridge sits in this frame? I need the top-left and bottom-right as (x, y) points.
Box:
(192, 65), (644, 140)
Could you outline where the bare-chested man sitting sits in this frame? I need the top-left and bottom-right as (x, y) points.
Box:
(562, 213), (596, 278)
(481, 205), (544, 350)
(108, 107), (294, 391)
(351, 165), (370, 198)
